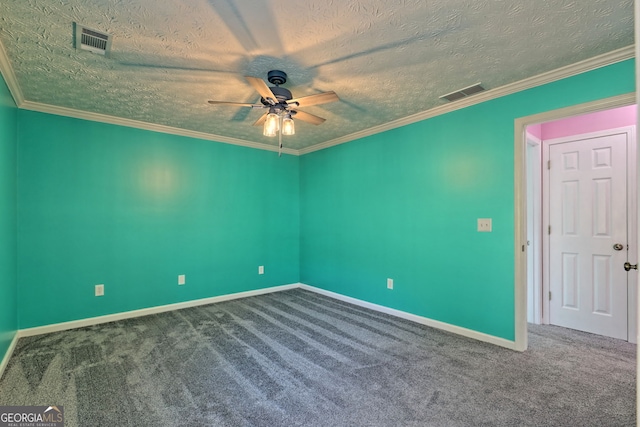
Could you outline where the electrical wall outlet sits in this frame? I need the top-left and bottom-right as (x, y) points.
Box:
(477, 218), (492, 232)
(178, 274), (185, 285)
(387, 278), (394, 290)
(95, 284), (104, 297)
(258, 266), (264, 275)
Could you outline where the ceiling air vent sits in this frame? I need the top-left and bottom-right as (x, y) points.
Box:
(439, 83), (485, 102)
(74, 23), (112, 56)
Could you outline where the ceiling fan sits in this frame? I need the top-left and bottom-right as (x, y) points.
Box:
(208, 70), (339, 154)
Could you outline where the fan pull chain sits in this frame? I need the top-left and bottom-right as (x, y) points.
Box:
(278, 116), (283, 157)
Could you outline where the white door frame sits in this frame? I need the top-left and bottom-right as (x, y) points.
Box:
(633, 1), (639, 420)
(541, 126), (637, 341)
(526, 134), (542, 325)
(513, 92), (635, 351)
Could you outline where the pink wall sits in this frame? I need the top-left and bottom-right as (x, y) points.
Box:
(541, 104), (636, 140)
(527, 123), (542, 139)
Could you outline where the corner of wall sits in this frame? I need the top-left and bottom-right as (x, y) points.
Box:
(0, 68), (19, 374)
(0, 332), (18, 380)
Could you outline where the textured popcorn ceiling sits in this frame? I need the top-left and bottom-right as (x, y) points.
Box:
(0, 0), (634, 151)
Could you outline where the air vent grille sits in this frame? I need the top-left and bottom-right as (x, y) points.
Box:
(439, 83), (485, 102)
(75, 23), (112, 56)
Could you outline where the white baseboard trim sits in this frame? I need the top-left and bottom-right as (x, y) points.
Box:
(10, 282), (515, 358)
(299, 284), (519, 351)
(18, 283), (300, 338)
(0, 332), (19, 380)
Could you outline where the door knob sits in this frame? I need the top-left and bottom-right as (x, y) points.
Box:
(624, 262), (638, 271)
(613, 243), (624, 251)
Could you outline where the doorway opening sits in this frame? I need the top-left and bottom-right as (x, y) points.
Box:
(513, 93), (637, 351)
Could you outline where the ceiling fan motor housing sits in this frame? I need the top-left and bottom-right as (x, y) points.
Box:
(261, 86), (293, 105)
(207, 68), (338, 128)
(267, 70), (287, 85)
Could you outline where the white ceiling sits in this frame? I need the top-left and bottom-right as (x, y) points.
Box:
(0, 0), (634, 152)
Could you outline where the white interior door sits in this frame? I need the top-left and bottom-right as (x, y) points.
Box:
(548, 132), (628, 339)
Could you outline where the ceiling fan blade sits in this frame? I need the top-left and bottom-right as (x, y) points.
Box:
(246, 76), (277, 104)
(292, 110), (326, 125)
(288, 91), (339, 108)
(253, 113), (268, 126)
(208, 101), (262, 107)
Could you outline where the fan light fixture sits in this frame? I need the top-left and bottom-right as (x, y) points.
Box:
(208, 70), (339, 154)
(263, 111), (279, 137)
(281, 114), (295, 136)
(263, 110), (295, 137)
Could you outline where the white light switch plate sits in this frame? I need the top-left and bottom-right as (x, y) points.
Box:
(95, 284), (104, 297)
(478, 218), (492, 232)
(258, 266), (264, 275)
(178, 274), (185, 285)
(387, 278), (394, 289)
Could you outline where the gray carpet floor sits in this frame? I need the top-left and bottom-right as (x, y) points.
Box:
(0, 288), (635, 426)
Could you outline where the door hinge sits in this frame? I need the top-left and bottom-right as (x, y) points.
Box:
(547, 160), (551, 170)
(522, 244), (525, 252)
(549, 291), (552, 301)
(548, 225), (551, 235)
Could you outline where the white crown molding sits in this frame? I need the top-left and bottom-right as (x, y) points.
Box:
(515, 92), (636, 127)
(0, 39), (24, 106)
(20, 100), (300, 156)
(0, 37), (299, 155)
(299, 45), (635, 155)
(0, 33), (632, 157)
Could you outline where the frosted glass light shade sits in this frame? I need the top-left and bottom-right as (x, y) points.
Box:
(263, 113), (279, 137)
(282, 116), (295, 135)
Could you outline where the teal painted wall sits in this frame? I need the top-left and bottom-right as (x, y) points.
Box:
(300, 60), (635, 341)
(0, 72), (18, 361)
(17, 112), (300, 328)
(8, 58), (636, 340)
